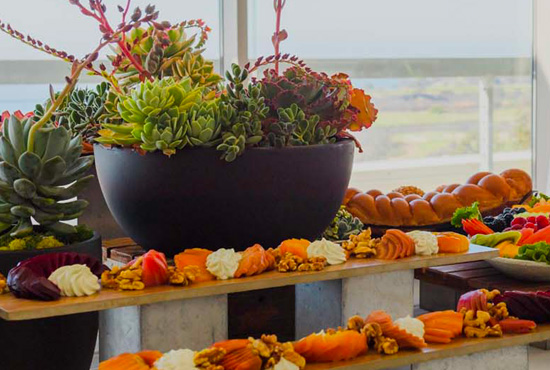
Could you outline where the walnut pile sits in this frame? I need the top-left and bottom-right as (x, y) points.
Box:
(342, 229), (378, 259)
(346, 316), (398, 355)
(101, 257), (145, 291)
(488, 302), (509, 321)
(0, 272), (8, 294)
(462, 309), (502, 338)
(481, 289), (501, 301)
(168, 265), (199, 286)
(393, 185), (425, 197)
(194, 347), (225, 370)
(249, 334), (306, 369)
(277, 253), (327, 273)
(347, 315), (366, 332)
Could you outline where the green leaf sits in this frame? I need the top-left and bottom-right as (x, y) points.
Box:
(44, 221), (77, 235)
(10, 205), (35, 217)
(38, 156), (67, 185)
(451, 201), (482, 228)
(13, 178), (37, 199)
(42, 127), (70, 161)
(38, 174), (93, 200)
(0, 136), (17, 166)
(18, 151), (42, 179)
(0, 162), (21, 184)
(10, 219), (33, 237)
(54, 156), (94, 185)
(7, 116), (25, 157)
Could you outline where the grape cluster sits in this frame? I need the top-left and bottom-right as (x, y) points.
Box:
(483, 207), (527, 232)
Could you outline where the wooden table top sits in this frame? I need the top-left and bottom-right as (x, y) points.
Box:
(0, 244), (497, 321)
(415, 259), (550, 292)
(306, 324), (550, 370)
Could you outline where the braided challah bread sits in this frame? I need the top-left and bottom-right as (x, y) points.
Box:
(344, 169), (532, 227)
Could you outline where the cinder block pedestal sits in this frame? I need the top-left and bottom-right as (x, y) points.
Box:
(99, 294), (227, 360)
(413, 345), (528, 370)
(342, 270), (415, 321)
(295, 270), (414, 339)
(295, 280), (342, 338)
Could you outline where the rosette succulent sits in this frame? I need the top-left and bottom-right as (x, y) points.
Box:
(97, 77), (221, 156)
(0, 115), (94, 237)
(183, 100), (222, 147)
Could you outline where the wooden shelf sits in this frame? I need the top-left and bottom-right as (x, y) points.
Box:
(306, 324), (550, 370)
(0, 245), (497, 321)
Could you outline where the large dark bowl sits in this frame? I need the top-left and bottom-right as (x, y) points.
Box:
(95, 141), (354, 255)
(0, 233), (101, 370)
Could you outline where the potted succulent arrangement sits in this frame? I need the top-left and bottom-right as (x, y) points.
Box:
(0, 111), (101, 370)
(3, 0), (378, 256)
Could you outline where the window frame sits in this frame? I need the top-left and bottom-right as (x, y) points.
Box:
(1, 0), (541, 189)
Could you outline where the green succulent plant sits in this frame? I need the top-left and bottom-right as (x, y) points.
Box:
(97, 77), (221, 156)
(262, 103), (337, 148)
(110, 24), (222, 89)
(216, 64), (269, 162)
(322, 206), (365, 241)
(33, 83), (110, 145)
(183, 100), (222, 147)
(58, 83), (109, 142)
(0, 116), (94, 237)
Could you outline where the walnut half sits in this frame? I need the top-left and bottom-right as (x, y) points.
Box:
(347, 316), (366, 332)
(374, 336), (399, 355)
(168, 266), (199, 286)
(194, 347), (225, 370)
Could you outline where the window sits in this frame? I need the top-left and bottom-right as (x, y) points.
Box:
(0, 0), (534, 193)
(249, 0), (533, 192)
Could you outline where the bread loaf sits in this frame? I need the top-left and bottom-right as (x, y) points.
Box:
(344, 169), (532, 227)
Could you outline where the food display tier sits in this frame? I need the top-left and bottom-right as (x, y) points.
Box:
(305, 324), (550, 370)
(0, 244), (497, 321)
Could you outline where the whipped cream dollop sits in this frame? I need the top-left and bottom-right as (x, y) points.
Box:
(307, 238), (346, 265)
(155, 349), (198, 370)
(394, 315), (425, 339)
(272, 357), (300, 370)
(48, 264), (100, 297)
(406, 230), (439, 256)
(206, 248), (242, 280)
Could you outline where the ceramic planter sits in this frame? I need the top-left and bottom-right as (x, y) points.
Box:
(94, 140), (354, 256)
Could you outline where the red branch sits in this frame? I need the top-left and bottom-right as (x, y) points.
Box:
(272, 0), (287, 74)
(69, 0), (151, 81)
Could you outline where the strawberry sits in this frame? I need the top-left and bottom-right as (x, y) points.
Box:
(141, 250), (169, 287)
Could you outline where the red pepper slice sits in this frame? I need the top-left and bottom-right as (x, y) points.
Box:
(499, 318), (536, 333)
(462, 219), (494, 236)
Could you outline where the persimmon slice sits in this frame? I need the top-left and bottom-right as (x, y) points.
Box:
(99, 353), (150, 370)
(234, 244), (275, 278)
(294, 330), (367, 362)
(366, 310), (427, 349)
